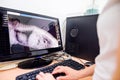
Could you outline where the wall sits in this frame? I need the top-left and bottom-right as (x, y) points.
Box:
(0, 0), (107, 24)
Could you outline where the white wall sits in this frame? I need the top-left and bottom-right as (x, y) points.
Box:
(0, 0), (108, 25)
(0, 0), (90, 17)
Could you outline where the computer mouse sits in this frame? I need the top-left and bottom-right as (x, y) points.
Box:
(84, 61), (94, 67)
(53, 73), (66, 79)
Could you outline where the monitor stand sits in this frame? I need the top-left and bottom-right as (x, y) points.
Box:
(18, 57), (53, 69)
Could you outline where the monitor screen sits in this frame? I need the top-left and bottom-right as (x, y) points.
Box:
(0, 7), (63, 61)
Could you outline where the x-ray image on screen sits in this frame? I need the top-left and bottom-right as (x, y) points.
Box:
(8, 14), (59, 54)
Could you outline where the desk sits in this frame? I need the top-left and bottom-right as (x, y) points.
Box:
(0, 57), (92, 80)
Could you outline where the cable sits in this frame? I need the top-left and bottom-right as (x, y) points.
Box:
(41, 51), (94, 67)
(78, 58), (86, 66)
(41, 51), (72, 62)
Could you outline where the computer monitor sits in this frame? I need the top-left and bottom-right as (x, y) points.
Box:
(0, 7), (63, 68)
(65, 14), (99, 62)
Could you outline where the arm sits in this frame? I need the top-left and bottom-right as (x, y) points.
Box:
(77, 64), (95, 78)
(106, 1), (120, 80)
(102, 0), (120, 13)
(112, 38), (120, 80)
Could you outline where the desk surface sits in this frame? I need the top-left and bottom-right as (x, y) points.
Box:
(0, 57), (92, 80)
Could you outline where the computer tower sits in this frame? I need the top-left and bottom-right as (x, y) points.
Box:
(65, 14), (99, 62)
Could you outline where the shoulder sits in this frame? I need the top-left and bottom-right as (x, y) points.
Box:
(102, 0), (120, 14)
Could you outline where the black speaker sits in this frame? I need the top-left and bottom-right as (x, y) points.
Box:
(65, 14), (99, 62)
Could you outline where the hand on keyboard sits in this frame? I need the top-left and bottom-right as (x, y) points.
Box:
(52, 66), (80, 80)
(36, 72), (55, 80)
(16, 59), (85, 80)
(36, 66), (82, 80)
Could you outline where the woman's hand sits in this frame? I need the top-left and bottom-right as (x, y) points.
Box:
(36, 72), (55, 80)
(52, 66), (80, 80)
(36, 65), (95, 80)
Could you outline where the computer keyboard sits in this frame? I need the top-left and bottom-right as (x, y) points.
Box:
(16, 59), (85, 80)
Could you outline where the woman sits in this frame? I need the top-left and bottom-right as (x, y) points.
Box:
(36, 0), (120, 80)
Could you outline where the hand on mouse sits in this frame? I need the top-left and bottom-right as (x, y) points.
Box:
(52, 66), (80, 80)
(36, 72), (55, 80)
